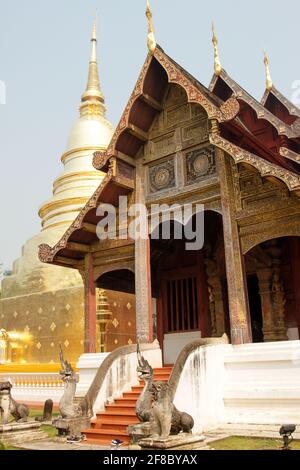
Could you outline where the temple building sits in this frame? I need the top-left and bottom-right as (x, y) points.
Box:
(0, 21), (136, 364)
(39, 18), (300, 365)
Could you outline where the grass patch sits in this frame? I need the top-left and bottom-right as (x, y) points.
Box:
(0, 408), (58, 450)
(41, 424), (58, 438)
(0, 441), (22, 451)
(212, 436), (300, 451)
(29, 408), (59, 419)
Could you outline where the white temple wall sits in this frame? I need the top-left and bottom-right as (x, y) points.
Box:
(174, 340), (300, 431)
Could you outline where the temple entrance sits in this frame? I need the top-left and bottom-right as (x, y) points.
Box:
(151, 211), (229, 364)
(96, 269), (136, 352)
(245, 236), (300, 342)
(161, 267), (201, 334)
(247, 275), (263, 343)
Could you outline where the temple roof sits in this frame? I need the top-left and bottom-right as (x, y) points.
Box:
(261, 85), (300, 124)
(39, 44), (300, 267)
(210, 68), (300, 171)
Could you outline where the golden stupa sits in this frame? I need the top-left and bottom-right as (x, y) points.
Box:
(0, 20), (114, 363)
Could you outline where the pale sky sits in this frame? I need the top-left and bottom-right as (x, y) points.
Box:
(0, 0), (300, 270)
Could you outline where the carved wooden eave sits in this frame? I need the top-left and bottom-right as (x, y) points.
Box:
(223, 115), (293, 171)
(153, 47), (240, 122)
(280, 147), (300, 165)
(38, 159), (135, 266)
(261, 85), (300, 120)
(39, 171), (112, 265)
(93, 46), (240, 173)
(210, 70), (300, 139)
(210, 133), (300, 196)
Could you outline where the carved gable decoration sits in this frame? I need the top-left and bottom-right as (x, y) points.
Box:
(164, 85), (187, 108)
(144, 82), (210, 167)
(148, 158), (176, 193)
(182, 122), (209, 147)
(148, 132), (176, 160)
(185, 146), (216, 185)
(166, 105), (190, 127)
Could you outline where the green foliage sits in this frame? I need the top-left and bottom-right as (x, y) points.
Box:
(0, 441), (6, 450)
(41, 424), (58, 438)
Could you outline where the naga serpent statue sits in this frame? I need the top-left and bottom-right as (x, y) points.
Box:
(135, 343), (194, 438)
(58, 346), (87, 419)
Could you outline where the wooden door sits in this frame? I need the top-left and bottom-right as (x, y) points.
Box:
(157, 265), (208, 347)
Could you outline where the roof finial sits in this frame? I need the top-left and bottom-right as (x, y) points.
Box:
(146, 0), (156, 55)
(212, 23), (222, 76)
(92, 11), (97, 42)
(80, 14), (105, 116)
(264, 50), (273, 91)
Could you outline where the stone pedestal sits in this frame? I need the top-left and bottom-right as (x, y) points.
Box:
(54, 416), (91, 438)
(138, 433), (207, 450)
(128, 422), (151, 444)
(0, 421), (47, 446)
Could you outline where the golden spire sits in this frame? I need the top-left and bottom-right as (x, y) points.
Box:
(264, 50), (273, 91)
(146, 0), (156, 55)
(212, 22), (222, 76)
(80, 15), (105, 117)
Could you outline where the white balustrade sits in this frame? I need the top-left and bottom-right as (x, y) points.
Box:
(0, 372), (71, 404)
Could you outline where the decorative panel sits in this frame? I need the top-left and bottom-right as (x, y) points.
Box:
(148, 132), (176, 160)
(148, 158), (176, 193)
(166, 104), (190, 127)
(185, 146), (216, 185)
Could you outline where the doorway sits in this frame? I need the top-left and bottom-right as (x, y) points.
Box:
(247, 275), (263, 343)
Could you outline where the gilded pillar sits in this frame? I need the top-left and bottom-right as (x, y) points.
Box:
(266, 241), (288, 341)
(83, 253), (97, 353)
(216, 146), (252, 344)
(134, 162), (153, 343)
(256, 267), (275, 341)
(96, 289), (112, 353)
(204, 254), (226, 336)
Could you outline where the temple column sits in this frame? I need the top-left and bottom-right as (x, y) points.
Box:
(83, 253), (97, 353)
(204, 254), (226, 336)
(134, 162), (153, 343)
(215, 145), (252, 344)
(266, 241), (288, 341)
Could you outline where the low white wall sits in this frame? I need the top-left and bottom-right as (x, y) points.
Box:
(0, 373), (65, 404)
(173, 340), (300, 432)
(173, 344), (228, 433)
(223, 341), (300, 425)
(77, 344), (162, 414)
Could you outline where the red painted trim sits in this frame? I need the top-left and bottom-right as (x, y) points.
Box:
(84, 254), (97, 353)
(146, 237), (153, 343)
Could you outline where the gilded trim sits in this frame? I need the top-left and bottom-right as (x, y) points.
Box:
(210, 133), (300, 194)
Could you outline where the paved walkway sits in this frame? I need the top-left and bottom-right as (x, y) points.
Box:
(19, 424), (298, 450)
(21, 440), (126, 451)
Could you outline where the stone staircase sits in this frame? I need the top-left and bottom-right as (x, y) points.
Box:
(82, 366), (172, 445)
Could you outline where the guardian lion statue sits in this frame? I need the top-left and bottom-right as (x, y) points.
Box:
(0, 381), (29, 424)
